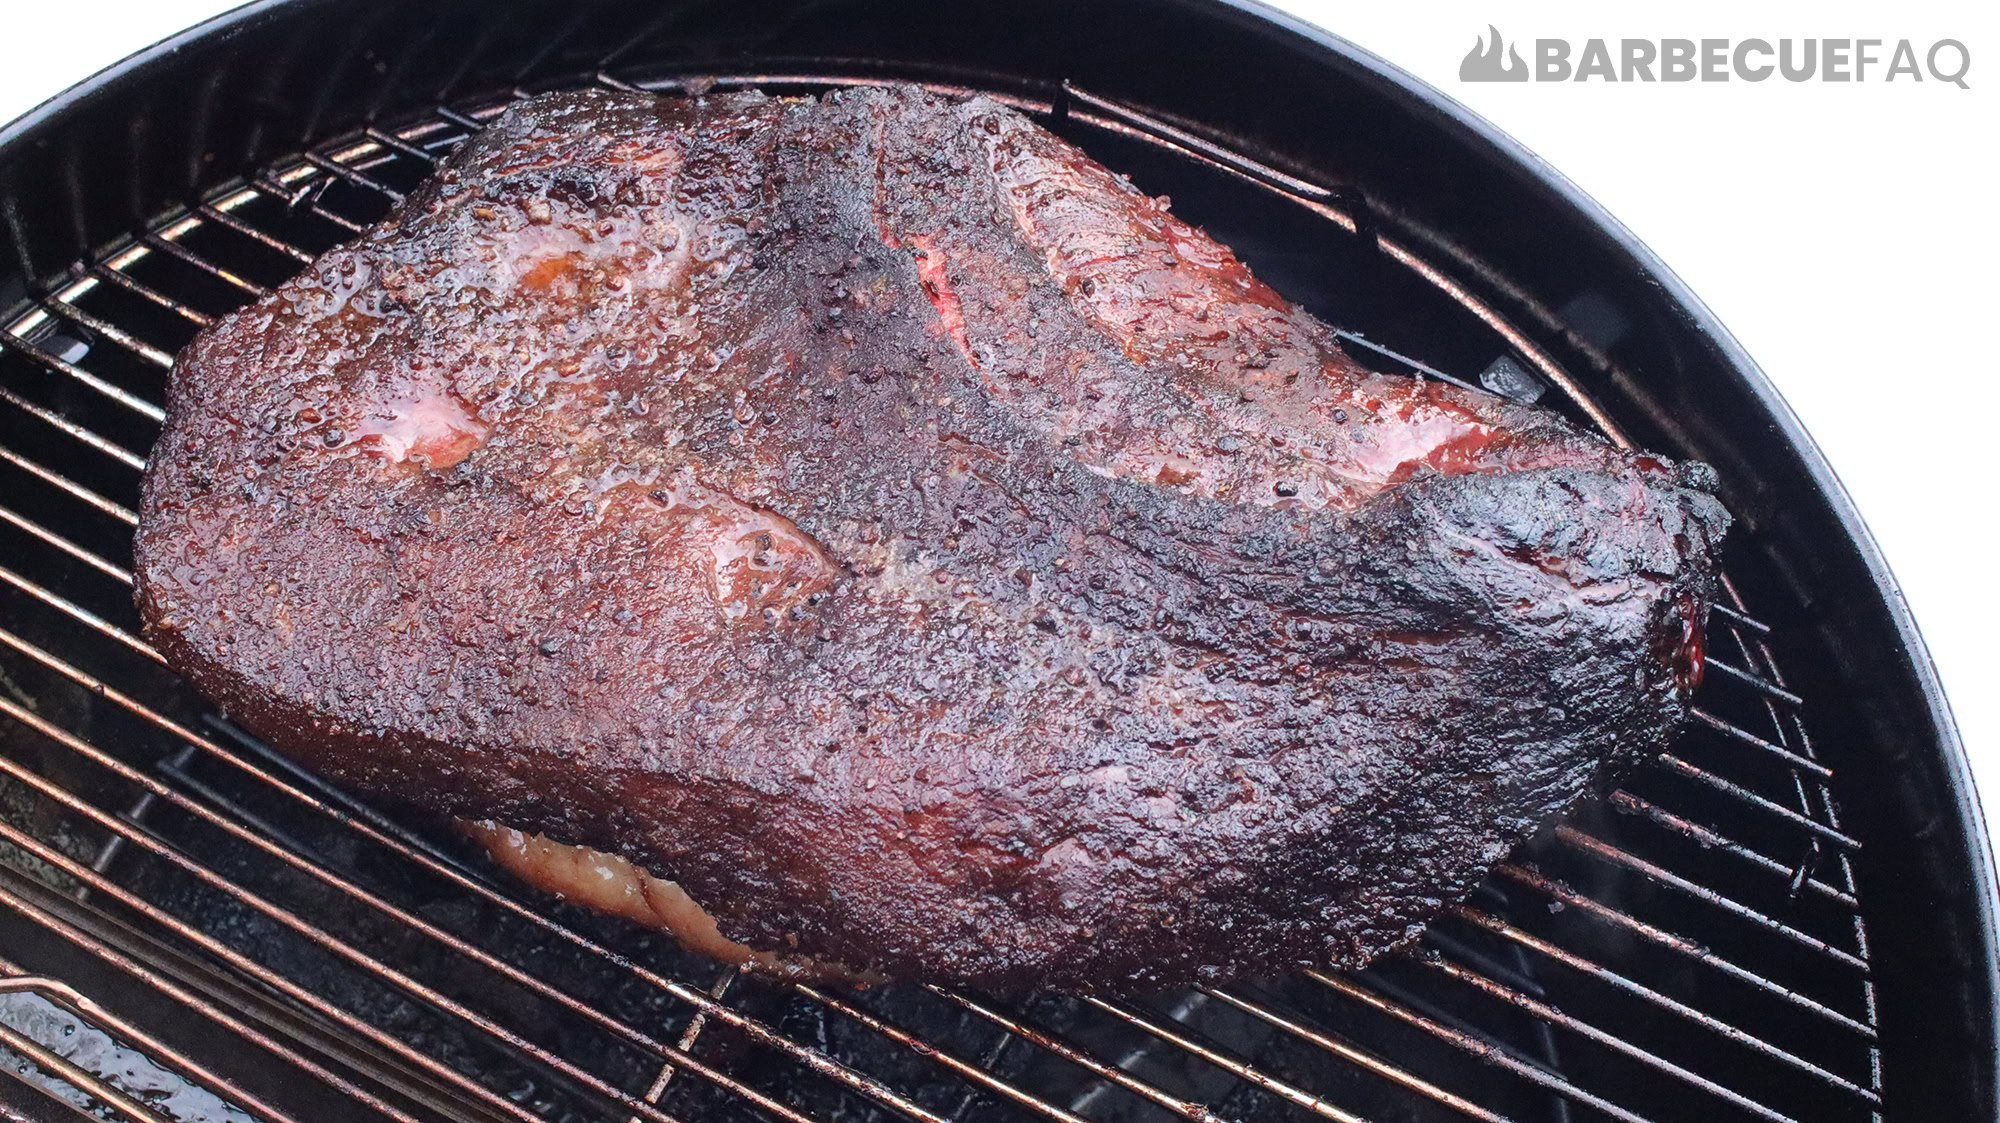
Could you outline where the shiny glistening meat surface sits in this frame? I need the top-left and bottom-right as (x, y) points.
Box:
(133, 87), (1727, 992)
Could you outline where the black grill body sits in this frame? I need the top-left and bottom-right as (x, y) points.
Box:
(0, 2), (1992, 1121)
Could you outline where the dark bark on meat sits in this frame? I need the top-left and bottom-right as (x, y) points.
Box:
(133, 87), (1728, 993)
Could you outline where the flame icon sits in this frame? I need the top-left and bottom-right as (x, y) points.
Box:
(1460, 25), (1528, 82)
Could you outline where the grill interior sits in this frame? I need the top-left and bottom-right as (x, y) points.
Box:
(0, 65), (1889, 1123)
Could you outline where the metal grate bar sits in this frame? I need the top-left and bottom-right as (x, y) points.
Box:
(1418, 954), (1795, 1122)
(197, 714), (507, 882)
(300, 152), (406, 203)
(362, 127), (444, 166)
(1329, 329), (1483, 393)
(0, 386), (148, 469)
(1057, 82), (1333, 200)
(920, 986), (1232, 1123)
(203, 182), (361, 261)
(0, 883), (433, 1123)
(153, 757), (357, 874)
(1496, 864), (1874, 1037)
(432, 104), (493, 133)
(139, 230), (267, 297)
(628, 968), (736, 1123)
(1718, 580), (1793, 694)
(0, 565), (160, 663)
(87, 261), (214, 328)
(1638, 759), (1859, 852)
(787, 986), (1075, 1123)
(0, 706), (716, 1123)
(37, 292), (178, 370)
(1368, 237), (1628, 446)
(1305, 971), (1651, 1123)
(1551, 821), (1863, 967)
(1776, 722), (1869, 899)
(1056, 106), (1364, 242)
(626, 984), (955, 1122)
(1607, 790), (1857, 907)
(0, 810), (549, 1123)
(192, 202), (319, 265)
(0, 979), (175, 1123)
(1722, 618), (1864, 899)
(1709, 602), (1771, 635)
(245, 176), (370, 235)
(1449, 907), (1878, 1103)
(0, 697), (832, 1123)
(0, 964), (294, 1123)
(1702, 659), (1804, 708)
(322, 136), (406, 174)
(0, 505), (132, 585)
(1548, 831), (1866, 971)
(1197, 985), (1512, 1123)
(1690, 709), (1833, 779)
(0, 331), (166, 428)
(593, 71), (646, 93)
(0, 447), (137, 524)
(1080, 996), (1370, 1123)
(1714, 594), (1885, 1115)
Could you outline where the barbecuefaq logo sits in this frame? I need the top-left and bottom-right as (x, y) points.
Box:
(1459, 25), (1971, 88)
(1460, 25), (1529, 82)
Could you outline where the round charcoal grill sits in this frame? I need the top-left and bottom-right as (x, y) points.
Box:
(0, 2), (1992, 1121)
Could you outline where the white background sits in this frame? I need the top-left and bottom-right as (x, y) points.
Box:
(3, 2), (1995, 827)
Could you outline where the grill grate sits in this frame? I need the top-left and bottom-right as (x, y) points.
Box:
(0, 73), (1881, 1123)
